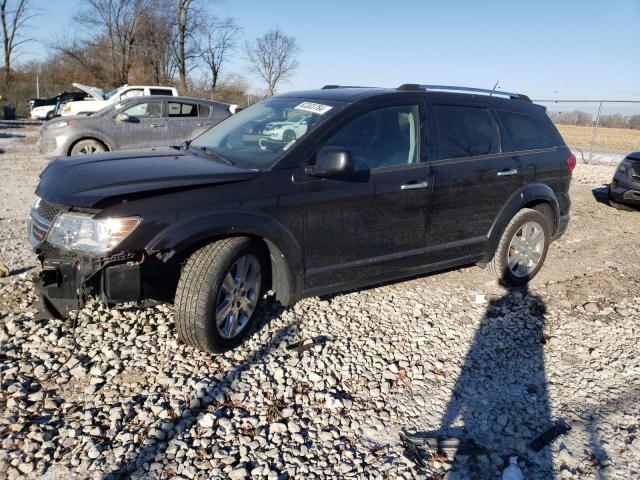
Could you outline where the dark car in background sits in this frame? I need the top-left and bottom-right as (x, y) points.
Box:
(28, 91), (89, 120)
(609, 151), (640, 210)
(39, 95), (234, 156)
(30, 84), (573, 354)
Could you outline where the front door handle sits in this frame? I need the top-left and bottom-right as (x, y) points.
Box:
(401, 180), (429, 190)
(497, 169), (518, 177)
(150, 123), (164, 128)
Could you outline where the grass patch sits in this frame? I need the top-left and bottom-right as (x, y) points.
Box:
(556, 124), (640, 151)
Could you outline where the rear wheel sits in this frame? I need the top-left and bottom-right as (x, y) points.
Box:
(70, 139), (105, 156)
(174, 237), (266, 353)
(486, 208), (550, 286)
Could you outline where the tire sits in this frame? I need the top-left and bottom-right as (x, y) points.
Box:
(486, 208), (551, 286)
(70, 139), (105, 156)
(45, 111), (54, 120)
(608, 187), (636, 211)
(174, 237), (266, 353)
(282, 130), (296, 142)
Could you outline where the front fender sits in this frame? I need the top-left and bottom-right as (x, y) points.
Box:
(64, 132), (113, 155)
(483, 183), (560, 263)
(145, 210), (304, 305)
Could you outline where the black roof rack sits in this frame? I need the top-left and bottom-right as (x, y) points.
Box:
(321, 85), (374, 89)
(397, 84), (532, 102)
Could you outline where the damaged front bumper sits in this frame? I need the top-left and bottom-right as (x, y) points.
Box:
(35, 245), (143, 319)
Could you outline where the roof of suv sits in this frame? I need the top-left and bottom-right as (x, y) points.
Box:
(279, 85), (543, 111)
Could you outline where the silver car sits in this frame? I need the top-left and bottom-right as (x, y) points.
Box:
(39, 96), (234, 156)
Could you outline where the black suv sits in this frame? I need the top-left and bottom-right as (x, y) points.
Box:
(30, 84), (574, 353)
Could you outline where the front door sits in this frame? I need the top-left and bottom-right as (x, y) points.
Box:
(425, 102), (522, 262)
(301, 103), (430, 291)
(113, 100), (167, 150)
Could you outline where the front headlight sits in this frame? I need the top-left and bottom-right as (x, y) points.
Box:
(50, 119), (76, 129)
(618, 159), (631, 175)
(47, 213), (140, 254)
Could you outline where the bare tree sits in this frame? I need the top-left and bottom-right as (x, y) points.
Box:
(1, 0), (35, 95)
(74, 0), (150, 86)
(174, 0), (198, 93)
(136, 5), (174, 84)
(197, 17), (239, 99)
(245, 29), (299, 96)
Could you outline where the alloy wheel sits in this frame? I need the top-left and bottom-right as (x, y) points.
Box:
(215, 254), (261, 339)
(507, 221), (545, 278)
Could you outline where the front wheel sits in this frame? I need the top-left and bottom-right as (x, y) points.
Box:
(174, 237), (266, 353)
(486, 208), (550, 286)
(70, 139), (105, 156)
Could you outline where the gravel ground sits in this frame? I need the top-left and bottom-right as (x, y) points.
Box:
(1, 126), (639, 479)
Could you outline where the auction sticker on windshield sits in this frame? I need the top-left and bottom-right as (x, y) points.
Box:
(295, 102), (333, 115)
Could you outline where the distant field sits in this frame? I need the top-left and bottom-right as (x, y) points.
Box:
(556, 124), (640, 151)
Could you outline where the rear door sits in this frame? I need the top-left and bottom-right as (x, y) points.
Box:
(165, 100), (202, 145)
(300, 102), (431, 290)
(113, 100), (167, 149)
(425, 101), (522, 262)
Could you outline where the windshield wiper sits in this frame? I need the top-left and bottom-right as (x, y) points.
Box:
(192, 145), (236, 166)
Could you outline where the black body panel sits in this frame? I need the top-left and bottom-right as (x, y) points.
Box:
(31, 87), (573, 317)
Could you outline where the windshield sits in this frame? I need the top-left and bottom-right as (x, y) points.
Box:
(190, 96), (346, 170)
(104, 88), (121, 100)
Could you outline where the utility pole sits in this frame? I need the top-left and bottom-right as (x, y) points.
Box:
(36, 74), (39, 98)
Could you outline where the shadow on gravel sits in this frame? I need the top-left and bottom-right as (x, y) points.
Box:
(442, 285), (555, 477)
(0, 132), (25, 139)
(405, 286), (558, 478)
(106, 301), (297, 479)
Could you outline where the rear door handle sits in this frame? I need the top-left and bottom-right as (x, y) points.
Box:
(497, 169), (518, 177)
(150, 123), (164, 128)
(401, 180), (429, 190)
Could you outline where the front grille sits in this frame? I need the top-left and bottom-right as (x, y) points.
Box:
(36, 199), (62, 222)
(630, 160), (640, 182)
(29, 198), (65, 247)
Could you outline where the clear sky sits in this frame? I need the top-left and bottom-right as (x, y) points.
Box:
(23, 0), (640, 100)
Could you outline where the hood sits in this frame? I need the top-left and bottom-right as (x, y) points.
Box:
(626, 151), (640, 161)
(42, 114), (93, 130)
(72, 82), (105, 100)
(266, 121), (295, 128)
(36, 148), (259, 208)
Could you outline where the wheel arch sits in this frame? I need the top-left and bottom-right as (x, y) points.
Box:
(482, 183), (560, 265)
(144, 211), (304, 306)
(67, 136), (111, 156)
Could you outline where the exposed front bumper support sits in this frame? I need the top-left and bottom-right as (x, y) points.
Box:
(34, 248), (143, 319)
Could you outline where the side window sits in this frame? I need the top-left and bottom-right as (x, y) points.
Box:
(497, 110), (555, 151)
(432, 105), (499, 159)
(149, 88), (173, 96)
(323, 105), (420, 171)
(123, 101), (162, 118)
(168, 102), (197, 117)
(198, 104), (211, 117)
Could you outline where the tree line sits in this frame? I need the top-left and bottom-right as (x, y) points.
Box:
(548, 110), (640, 130)
(1, 0), (301, 115)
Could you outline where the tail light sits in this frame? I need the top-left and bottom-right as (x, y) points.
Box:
(565, 153), (576, 173)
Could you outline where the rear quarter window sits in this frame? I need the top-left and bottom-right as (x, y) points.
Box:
(198, 104), (211, 117)
(432, 105), (500, 159)
(497, 110), (555, 151)
(150, 88), (174, 96)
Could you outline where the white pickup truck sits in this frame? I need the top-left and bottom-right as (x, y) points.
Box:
(60, 83), (179, 117)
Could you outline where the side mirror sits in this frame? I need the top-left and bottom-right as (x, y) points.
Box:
(115, 113), (130, 122)
(305, 148), (354, 177)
